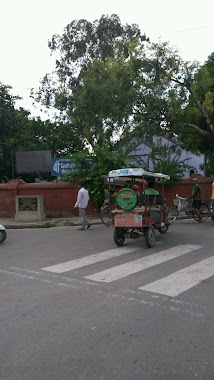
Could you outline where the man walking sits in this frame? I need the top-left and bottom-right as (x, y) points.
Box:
(74, 182), (92, 230)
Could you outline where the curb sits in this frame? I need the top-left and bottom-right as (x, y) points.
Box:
(3, 216), (210, 230)
(4, 221), (103, 230)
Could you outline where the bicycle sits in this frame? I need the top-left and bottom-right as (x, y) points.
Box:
(168, 194), (209, 223)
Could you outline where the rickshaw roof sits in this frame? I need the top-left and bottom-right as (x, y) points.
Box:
(107, 168), (170, 182)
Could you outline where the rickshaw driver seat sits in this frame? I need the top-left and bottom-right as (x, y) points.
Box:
(143, 194), (164, 224)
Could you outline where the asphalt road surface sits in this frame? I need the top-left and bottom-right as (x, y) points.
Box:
(0, 220), (214, 380)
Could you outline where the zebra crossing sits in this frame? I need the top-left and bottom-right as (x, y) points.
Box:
(41, 244), (214, 297)
(85, 245), (201, 283)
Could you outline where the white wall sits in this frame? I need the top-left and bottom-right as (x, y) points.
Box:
(128, 137), (205, 178)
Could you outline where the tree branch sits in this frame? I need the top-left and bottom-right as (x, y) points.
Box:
(193, 98), (214, 133)
(172, 77), (214, 134)
(171, 77), (186, 87)
(184, 123), (210, 136)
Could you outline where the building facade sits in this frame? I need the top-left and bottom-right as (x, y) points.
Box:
(127, 136), (205, 179)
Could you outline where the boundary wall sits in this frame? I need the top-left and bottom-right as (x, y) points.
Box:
(0, 179), (95, 217)
(0, 175), (213, 218)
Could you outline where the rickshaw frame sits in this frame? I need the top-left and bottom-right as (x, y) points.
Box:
(105, 168), (170, 248)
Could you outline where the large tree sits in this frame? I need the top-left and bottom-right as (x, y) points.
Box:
(178, 53), (214, 174)
(32, 14), (214, 173)
(125, 41), (214, 174)
(114, 41), (214, 177)
(32, 14), (149, 148)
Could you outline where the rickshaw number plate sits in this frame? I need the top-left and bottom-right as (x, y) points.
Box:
(115, 213), (142, 227)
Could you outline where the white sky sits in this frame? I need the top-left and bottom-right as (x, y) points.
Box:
(1, 0), (214, 117)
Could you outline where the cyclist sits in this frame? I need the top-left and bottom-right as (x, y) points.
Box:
(190, 177), (202, 222)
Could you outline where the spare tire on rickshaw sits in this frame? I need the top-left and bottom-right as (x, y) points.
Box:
(116, 188), (138, 211)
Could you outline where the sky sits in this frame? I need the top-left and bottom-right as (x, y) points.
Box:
(1, 0), (214, 118)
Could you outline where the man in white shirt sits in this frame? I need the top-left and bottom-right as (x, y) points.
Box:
(74, 182), (92, 230)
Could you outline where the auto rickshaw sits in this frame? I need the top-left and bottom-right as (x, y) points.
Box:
(106, 168), (170, 248)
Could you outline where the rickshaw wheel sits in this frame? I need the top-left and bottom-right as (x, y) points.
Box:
(144, 226), (156, 248)
(114, 228), (125, 246)
(158, 225), (169, 234)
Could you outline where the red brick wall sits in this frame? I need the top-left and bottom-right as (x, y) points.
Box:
(0, 174), (213, 217)
(0, 179), (96, 217)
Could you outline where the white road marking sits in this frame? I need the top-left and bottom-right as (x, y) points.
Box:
(0, 269), (206, 318)
(85, 245), (202, 282)
(41, 247), (138, 273)
(139, 256), (214, 297)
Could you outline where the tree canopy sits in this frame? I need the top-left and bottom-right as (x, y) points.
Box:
(179, 53), (214, 174)
(32, 16), (193, 150)
(3, 14), (214, 183)
(32, 14), (149, 149)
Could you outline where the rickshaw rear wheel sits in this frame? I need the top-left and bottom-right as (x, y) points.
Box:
(158, 225), (169, 234)
(144, 226), (156, 248)
(114, 228), (125, 246)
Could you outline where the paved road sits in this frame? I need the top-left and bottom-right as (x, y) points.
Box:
(0, 220), (214, 379)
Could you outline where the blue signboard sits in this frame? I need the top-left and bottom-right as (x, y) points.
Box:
(51, 159), (75, 176)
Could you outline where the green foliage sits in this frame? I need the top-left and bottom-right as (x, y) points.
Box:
(177, 52), (214, 173)
(27, 118), (84, 155)
(0, 82), (84, 181)
(30, 14), (214, 176)
(32, 14), (149, 149)
(71, 56), (138, 148)
(0, 82), (30, 180)
(62, 146), (128, 209)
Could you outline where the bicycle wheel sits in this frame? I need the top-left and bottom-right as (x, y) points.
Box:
(193, 202), (209, 222)
(100, 206), (113, 227)
(168, 206), (178, 223)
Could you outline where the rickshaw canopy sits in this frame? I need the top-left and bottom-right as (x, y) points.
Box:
(107, 168), (170, 182)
